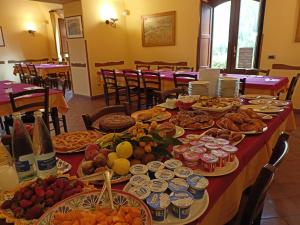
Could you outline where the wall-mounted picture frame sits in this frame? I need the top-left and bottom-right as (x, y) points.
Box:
(142, 11), (176, 47)
(296, 4), (300, 42)
(65, 15), (84, 39)
(0, 26), (5, 47)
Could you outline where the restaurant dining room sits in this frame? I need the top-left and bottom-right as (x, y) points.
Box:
(1, 0), (300, 224)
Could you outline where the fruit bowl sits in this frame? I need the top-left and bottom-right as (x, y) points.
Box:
(37, 189), (153, 225)
(0, 175), (94, 225)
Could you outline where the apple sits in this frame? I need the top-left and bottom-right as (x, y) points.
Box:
(85, 144), (99, 161)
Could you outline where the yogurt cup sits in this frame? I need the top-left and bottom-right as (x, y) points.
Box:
(164, 159), (183, 170)
(127, 185), (151, 200)
(155, 169), (175, 181)
(211, 150), (229, 167)
(146, 193), (170, 221)
(183, 151), (201, 169)
(190, 146), (206, 155)
(174, 166), (193, 179)
(214, 138), (230, 146)
(200, 153), (218, 172)
(200, 135), (215, 142)
(204, 143), (221, 151)
(129, 175), (150, 187)
(168, 178), (189, 192)
(170, 191), (194, 219)
(186, 134), (201, 141)
(149, 179), (168, 193)
(173, 145), (189, 160)
(130, 164), (148, 175)
(187, 174), (209, 199)
(221, 145), (238, 162)
(147, 161), (165, 179)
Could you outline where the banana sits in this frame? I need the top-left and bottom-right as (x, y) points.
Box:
(96, 133), (122, 145)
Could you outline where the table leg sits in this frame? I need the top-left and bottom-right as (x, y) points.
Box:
(51, 107), (60, 135)
(67, 71), (71, 90)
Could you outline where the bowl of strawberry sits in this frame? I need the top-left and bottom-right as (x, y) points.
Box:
(0, 175), (91, 223)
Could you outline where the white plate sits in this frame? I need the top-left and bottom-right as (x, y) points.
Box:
(240, 105), (284, 113)
(192, 103), (233, 112)
(157, 102), (177, 109)
(216, 120), (268, 134)
(123, 184), (209, 225)
(249, 99), (290, 107)
(200, 128), (245, 146)
(194, 156), (239, 177)
(56, 157), (72, 174)
(240, 94), (276, 100)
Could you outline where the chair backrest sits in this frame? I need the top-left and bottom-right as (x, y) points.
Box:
(173, 73), (198, 89)
(258, 69), (270, 76)
(268, 132), (289, 168)
(136, 65), (150, 71)
(123, 70), (141, 89)
(239, 78), (246, 95)
(82, 103), (130, 131)
(285, 74), (300, 100)
(26, 64), (38, 76)
(141, 71), (162, 91)
(9, 87), (50, 129)
(175, 66), (194, 72)
(157, 65), (174, 71)
(240, 164), (275, 225)
(101, 69), (118, 89)
(15, 64), (26, 83)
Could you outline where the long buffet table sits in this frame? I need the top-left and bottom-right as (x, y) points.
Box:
(58, 105), (296, 225)
(97, 70), (289, 96)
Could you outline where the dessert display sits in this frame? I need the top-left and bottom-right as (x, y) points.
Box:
(201, 128), (245, 145)
(192, 96), (234, 111)
(176, 96), (198, 110)
(0, 176), (89, 223)
(52, 206), (142, 225)
(52, 131), (102, 153)
(240, 94), (276, 100)
(98, 113), (135, 132)
(131, 107), (171, 122)
(216, 109), (267, 133)
(156, 122), (177, 137)
(240, 104), (284, 113)
(248, 99), (290, 107)
(169, 110), (214, 130)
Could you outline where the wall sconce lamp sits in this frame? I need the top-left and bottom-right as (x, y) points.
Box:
(105, 18), (118, 28)
(27, 30), (36, 35)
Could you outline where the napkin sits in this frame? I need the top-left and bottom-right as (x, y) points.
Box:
(199, 69), (220, 96)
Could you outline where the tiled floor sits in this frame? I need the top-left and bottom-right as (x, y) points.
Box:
(63, 94), (300, 225)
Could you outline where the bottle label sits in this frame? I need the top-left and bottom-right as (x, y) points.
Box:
(15, 154), (35, 172)
(36, 152), (57, 171)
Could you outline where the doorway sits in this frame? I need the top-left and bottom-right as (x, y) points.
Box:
(198, 0), (266, 74)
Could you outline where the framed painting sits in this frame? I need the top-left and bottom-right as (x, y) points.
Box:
(142, 11), (176, 47)
(0, 26), (5, 47)
(65, 15), (84, 39)
(296, 4), (300, 42)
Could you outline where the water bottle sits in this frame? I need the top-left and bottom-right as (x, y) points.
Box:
(11, 112), (36, 181)
(32, 111), (57, 178)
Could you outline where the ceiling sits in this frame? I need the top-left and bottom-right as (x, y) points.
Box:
(31, 0), (77, 4)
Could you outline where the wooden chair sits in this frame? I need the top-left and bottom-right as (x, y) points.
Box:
(136, 65), (150, 71)
(268, 132), (289, 168)
(285, 74), (300, 100)
(15, 64), (28, 83)
(123, 69), (145, 110)
(157, 65), (174, 71)
(26, 64), (43, 86)
(239, 78), (246, 95)
(101, 69), (126, 106)
(4, 87), (50, 134)
(141, 71), (162, 107)
(173, 73), (198, 95)
(82, 103), (130, 131)
(257, 69), (270, 76)
(239, 164), (276, 225)
(175, 66), (194, 72)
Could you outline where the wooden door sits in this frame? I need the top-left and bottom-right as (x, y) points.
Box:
(58, 18), (68, 55)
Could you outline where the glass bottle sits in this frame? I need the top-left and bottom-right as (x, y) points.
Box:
(32, 111), (57, 178)
(11, 112), (36, 181)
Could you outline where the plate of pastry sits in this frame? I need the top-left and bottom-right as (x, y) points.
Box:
(248, 99), (290, 107)
(240, 105), (284, 113)
(216, 109), (268, 134)
(98, 113), (136, 133)
(240, 94), (277, 100)
(192, 96), (234, 112)
(131, 107), (172, 122)
(200, 128), (245, 146)
(52, 131), (103, 153)
(169, 110), (214, 130)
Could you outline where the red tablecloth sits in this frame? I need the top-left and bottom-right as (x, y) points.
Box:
(57, 105), (293, 224)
